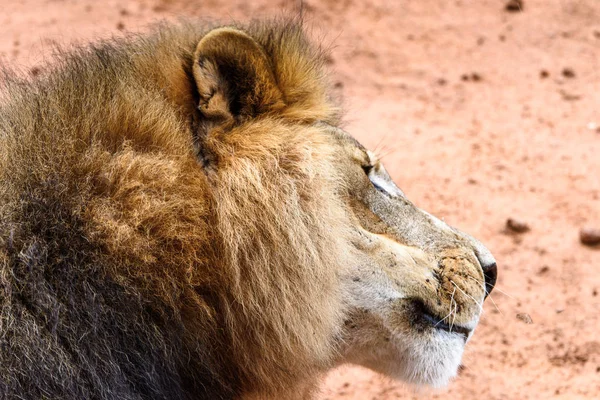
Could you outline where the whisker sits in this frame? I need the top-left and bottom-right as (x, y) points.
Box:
(373, 141), (386, 156)
(466, 274), (516, 300)
(450, 288), (457, 332)
(451, 297), (458, 332)
(451, 280), (483, 314)
(486, 285), (516, 300)
(463, 273), (487, 295)
(434, 309), (454, 327)
(462, 275), (505, 315)
(375, 144), (401, 161)
(435, 287), (456, 328)
(486, 293), (503, 316)
(372, 131), (391, 156)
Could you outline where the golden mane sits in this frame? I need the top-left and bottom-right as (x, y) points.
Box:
(0, 19), (350, 398)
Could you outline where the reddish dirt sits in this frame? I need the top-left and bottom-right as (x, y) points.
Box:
(2, 0), (599, 398)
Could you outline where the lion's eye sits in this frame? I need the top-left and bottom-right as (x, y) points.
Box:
(362, 165), (387, 193)
(362, 164), (405, 198)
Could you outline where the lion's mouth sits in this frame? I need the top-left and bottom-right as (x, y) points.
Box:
(412, 300), (471, 340)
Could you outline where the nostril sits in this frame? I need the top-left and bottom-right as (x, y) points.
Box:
(465, 234), (497, 299)
(482, 262), (497, 298)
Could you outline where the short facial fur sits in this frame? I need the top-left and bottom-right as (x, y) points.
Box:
(0, 19), (496, 399)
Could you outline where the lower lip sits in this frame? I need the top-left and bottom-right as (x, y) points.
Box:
(420, 311), (471, 340)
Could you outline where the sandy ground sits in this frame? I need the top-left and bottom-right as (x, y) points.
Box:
(2, 0), (599, 398)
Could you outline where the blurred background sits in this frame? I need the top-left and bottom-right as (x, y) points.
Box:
(2, 0), (598, 398)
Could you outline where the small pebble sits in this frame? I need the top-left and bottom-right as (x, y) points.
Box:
(562, 68), (576, 78)
(460, 73), (482, 82)
(506, 218), (530, 233)
(516, 313), (533, 324)
(580, 228), (600, 246)
(559, 89), (581, 101)
(505, 0), (524, 12)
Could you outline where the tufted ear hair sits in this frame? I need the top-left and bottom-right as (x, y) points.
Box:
(192, 27), (285, 128)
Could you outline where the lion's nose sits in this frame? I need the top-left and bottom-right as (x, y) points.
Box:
(480, 261), (497, 298)
(469, 237), (497, 298)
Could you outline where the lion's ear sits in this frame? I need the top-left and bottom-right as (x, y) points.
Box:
(192, 27), (284, 127)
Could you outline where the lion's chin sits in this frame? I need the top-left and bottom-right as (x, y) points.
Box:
(398, 331), (467, 388)
(355, 330), (467, 388)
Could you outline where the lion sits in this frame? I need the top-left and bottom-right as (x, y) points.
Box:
(0, 19), (497, 399)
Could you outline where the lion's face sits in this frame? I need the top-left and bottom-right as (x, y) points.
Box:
(321, 124), (497, 386)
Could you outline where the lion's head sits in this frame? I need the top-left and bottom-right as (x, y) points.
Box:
(190, 23), (497, 393)
(0, 20), (496, 399)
